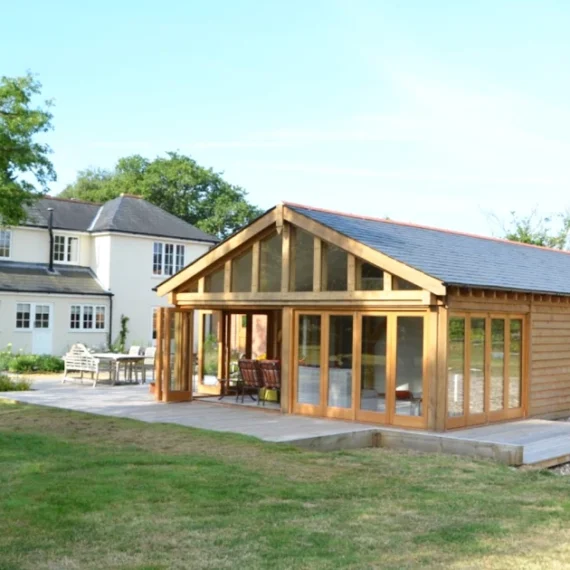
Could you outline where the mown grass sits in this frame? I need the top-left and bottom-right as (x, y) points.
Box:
(1, 401), (570, 569)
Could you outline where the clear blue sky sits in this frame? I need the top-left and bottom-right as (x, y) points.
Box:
(4, 0), (570, 235)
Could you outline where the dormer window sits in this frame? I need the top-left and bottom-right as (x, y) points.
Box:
(0, 230), (11, 258)
(53, 235), (79, 264)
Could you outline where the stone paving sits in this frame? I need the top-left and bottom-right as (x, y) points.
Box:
(0, 377), (377, 443)
(3, 376), (570, 466)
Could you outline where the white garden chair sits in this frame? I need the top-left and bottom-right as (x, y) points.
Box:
(142, 347), (156, 383)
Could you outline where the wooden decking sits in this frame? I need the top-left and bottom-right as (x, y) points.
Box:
(1, 378), (570, 468)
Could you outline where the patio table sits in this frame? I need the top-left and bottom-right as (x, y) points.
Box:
(91, 353), (145, 385)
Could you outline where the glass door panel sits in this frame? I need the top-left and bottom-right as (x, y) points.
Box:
(198, 312), (221, 392)
(469, 318), (486, 415)
(490, 319), (505, 412)
(327, 315), (353, 409)
(297, 315), (321, 405)
(448, 318), (465, 418)
(394, 317), (424, 417)
(360, 316), (387, 413)
(509, 319), (523, 408)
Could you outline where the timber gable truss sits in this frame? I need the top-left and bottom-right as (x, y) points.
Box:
(157, 205), (447, 308)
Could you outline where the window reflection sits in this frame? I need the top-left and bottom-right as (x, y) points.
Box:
(447, 318), (465, 417)
(395, 317), (424, 416)
(297, 315), (321, 405)
(328, 315), (353, 408)
(360, 316), (387, 413)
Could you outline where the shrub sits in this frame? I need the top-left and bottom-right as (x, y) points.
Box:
(0, 344), (13, 371)
(35, 355), (65, 373)
(111, 314), (130, 353)
(0, 374), (32, 391)
(8, 355), (38, 373)
(1, 349), (64, 374)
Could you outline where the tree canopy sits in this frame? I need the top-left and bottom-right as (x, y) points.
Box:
(59, 153), (262, 239)
(500, 209), (570, 250)
(0, 73), (55, 225)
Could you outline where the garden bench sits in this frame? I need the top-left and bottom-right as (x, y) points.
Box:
(62, 344), (102, 387)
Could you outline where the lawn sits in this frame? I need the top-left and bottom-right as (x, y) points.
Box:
(1, 402), (570, 570)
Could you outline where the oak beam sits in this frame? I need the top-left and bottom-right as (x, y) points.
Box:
(163, 308), (172, 401)
(154, 307), (164, 401)
(313, 238), (322, 292)
(347, 254), (356, 292)
(252, 241), (260, 294)
(281, 307), (293, 413)
(177, 290), (433, 304)
(224, 260), (231, 293)
(281, 223), (290, 293)
(434, 306), (448, 431)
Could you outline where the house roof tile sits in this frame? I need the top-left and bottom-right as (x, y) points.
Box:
(24, 195), (218, 243)
(288, 203), (570, 296)
(0, 261), (111, 296)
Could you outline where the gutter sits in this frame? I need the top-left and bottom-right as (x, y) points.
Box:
(108, 294), (113, 348)
(0, 289), (114, 296)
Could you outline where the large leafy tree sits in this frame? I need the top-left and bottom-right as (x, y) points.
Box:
(60, 152), (262, 239)
(0, 73), (55, 225)
(501, 209), (570, 249)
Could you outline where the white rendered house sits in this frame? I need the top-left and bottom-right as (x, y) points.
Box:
(0, 194), (217, 355)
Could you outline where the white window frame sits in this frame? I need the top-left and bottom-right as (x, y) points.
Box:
(15, 303), (32, 331)
(53, 234), (79, 264)
(152, 241), (185, 276)
(69, 304), (107, 332)
(34, 305), (51, 329)
(0, 230), (11, 259)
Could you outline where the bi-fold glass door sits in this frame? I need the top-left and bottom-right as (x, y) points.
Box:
(359, 313), (426, 428)
(293, 311), (427, 427)
(447, 313), (525, 429)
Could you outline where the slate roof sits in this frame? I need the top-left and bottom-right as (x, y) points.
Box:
(288, 204), (570, 296)
(0, 261), (111, 296)
(24, 195), (218, 243)
(26, 198), (100, 231)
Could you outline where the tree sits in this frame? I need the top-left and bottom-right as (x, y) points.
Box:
(499, 209), (570, 249)
(59, 152), (262, 239)
(0, 73), (55, 225)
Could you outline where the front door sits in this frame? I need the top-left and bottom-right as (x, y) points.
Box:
(32, 304), (53, 355)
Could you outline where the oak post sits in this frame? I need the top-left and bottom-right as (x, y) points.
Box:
(281, 223), (290, 293)
(281, 307), (293, 413)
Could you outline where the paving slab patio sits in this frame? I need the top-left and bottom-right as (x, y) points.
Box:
(0, 378), (378, 444)
(2, 377), (570, 466)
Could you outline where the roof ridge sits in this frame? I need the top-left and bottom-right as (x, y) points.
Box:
(283, 201), (570, 257)
(119, 193), (143, 199)
(45, 195), (102, 206)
